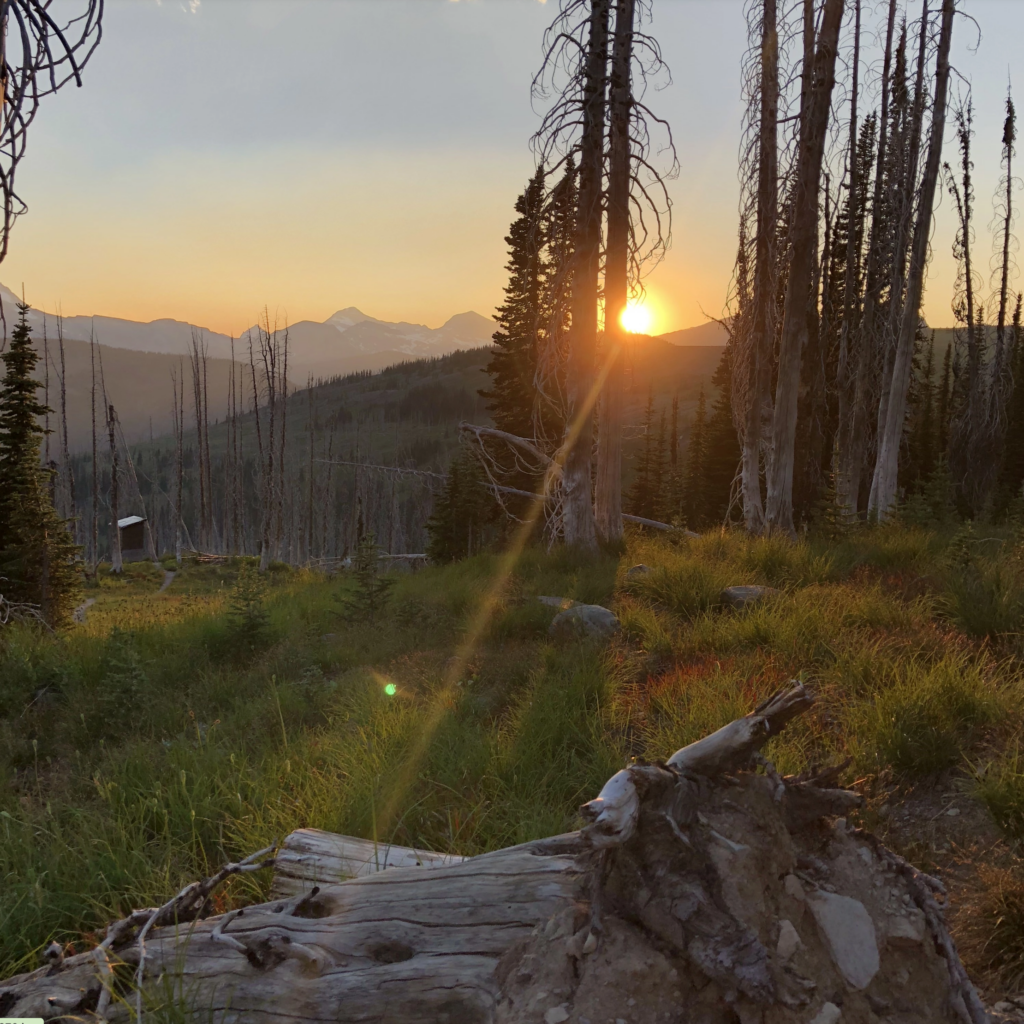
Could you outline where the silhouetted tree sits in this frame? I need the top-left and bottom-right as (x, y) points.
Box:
(0, 303), (80, 626)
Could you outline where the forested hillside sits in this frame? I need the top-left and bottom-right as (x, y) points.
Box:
(64, 339), (722, 563)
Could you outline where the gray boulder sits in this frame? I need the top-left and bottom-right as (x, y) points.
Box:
(549, 603), (620, 640)
(720, 584), (780, 610)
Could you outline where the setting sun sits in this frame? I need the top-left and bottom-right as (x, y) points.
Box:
(621, 301), (654, 335)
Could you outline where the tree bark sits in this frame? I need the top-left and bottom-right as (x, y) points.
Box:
(740, 0), (778, 535)
(561, 0), (609, 552)
(765, 0), (844, 536)
(836, 0), (897, 516)
(595, 0), (634, 548)
(108, 403), (122, 574)
(869, 0), (954, 520)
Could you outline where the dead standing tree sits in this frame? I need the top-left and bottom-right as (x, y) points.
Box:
(869, 0), (955, 520)
(734, 0), (780, 535)
(764, 0), (844, 537)
(463, 0), (675, 546)
(0, 0), (102, 295)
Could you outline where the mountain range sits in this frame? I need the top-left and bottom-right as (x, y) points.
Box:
(0, 283), (497, 382)
(0, 281), (734, 450)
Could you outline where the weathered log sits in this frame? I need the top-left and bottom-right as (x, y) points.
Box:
(0, 683), (986, 1024)
(270, 829), (467, 898)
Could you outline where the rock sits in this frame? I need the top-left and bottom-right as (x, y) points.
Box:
(805, 890), (880, 990)
(720, 585), (781, 610)
(625, 564), (652, 577)
(537, 595), (575, 609)
(544, 1006), (570, 1024)
(886, 908), (926, 948)
(809, 1004), (842, 1024)
(776, 919), (802, 962)
(995, 1001), (1017, 1013)
(549, 603), (620, 640)
(784, 873), (806, 902)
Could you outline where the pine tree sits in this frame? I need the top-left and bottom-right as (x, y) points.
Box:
(627, 393), (657, 519)
(426, 450), (497, 563)
(995, 294), (1024, 514)
(937, 340), (953, 459)
(0, 302), (80, 627)
(481, 168), (547, 440)
(683, 387), (708, 529)
(701, 345), (742, 526)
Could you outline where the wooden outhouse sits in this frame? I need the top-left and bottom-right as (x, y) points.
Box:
(117, 515), (148, 563)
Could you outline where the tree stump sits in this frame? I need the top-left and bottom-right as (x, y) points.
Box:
(0, 684), (987, 1024)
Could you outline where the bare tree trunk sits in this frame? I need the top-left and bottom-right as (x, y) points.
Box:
(307, 377), (315, 563)
(870, 0), (955, 520)
(837, 0), (897, 516)
(990, 94), (1017, 429)
(561, 0), (609, 552)
(833, 0), (862, 512)
(278, 327), (289, 560)
(57, 314), (75, 536)
(173, 369), (183, 566)
(765, 0), (844, 536)
(595, 0), (634, 547)
(189, 330), (207, 551)
(201, 333), (213, 550)
(108, 403), (122, 575)
(740, 0), (778, 534)
(90, 331), (99, 575)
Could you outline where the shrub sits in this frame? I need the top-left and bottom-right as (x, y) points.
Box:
(336, 534), (396, 622)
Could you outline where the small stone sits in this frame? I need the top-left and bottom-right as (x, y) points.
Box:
(626, 564), (652, 577)
(784, 874), (806, 901)
(616, 1019), (627, 1024)
(878, 803), (891, 818)
(896, 967), (910, 985)
(582, 930), (597, 955)
(544, 1006), (570, 1024)
(995, 1001), (1016, 1013)
(947, 807), (961, 817)
(720, 584), (780, 609)
(549, 603), (620, 640)
(886, 908), (926, 948)
(809, 1004), (842, 1024)
(627, 997), (636, 1006)
(776, 919), (802, 962)
(806, 891), (880, 990)
(857, 846), (873, 866)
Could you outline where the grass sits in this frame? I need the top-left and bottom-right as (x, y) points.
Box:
(5, 524), (1024, 983)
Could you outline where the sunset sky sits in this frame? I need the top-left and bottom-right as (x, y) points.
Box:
(4, 0), (1024, 337)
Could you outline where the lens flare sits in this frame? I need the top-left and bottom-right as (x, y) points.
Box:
(620, 301), (653, 335)
(384, 682), (397, 697)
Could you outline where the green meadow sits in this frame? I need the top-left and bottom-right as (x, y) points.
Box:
(4, 523), (1024, 985)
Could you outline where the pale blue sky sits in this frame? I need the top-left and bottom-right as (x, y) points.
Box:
(3, 0), (1023, 335)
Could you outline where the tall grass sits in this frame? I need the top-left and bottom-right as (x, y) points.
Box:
(4, 525), (1024, 980)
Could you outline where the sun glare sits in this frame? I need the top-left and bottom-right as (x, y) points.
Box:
(621, 301), (653, 335)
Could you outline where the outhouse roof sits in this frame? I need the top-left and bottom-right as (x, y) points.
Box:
(117, 515), (146, 528)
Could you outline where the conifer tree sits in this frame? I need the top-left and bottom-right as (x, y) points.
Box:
(937, 340), (953, 459)
(701, 346), (742, 526)
(482, 168), (547, 440)
(0, 302), (80, 626)
(426, 450), (496, 563)
(995, 295), (1024, 513)
(626, 393), (658, 520)
(683, 387), (708, 528)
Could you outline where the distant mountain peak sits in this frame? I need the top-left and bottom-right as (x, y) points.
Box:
(326, 306), (378, 329)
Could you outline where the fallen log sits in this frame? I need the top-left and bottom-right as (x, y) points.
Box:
(270, 829), (467, 899)
(0, 683), (987, 1024)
